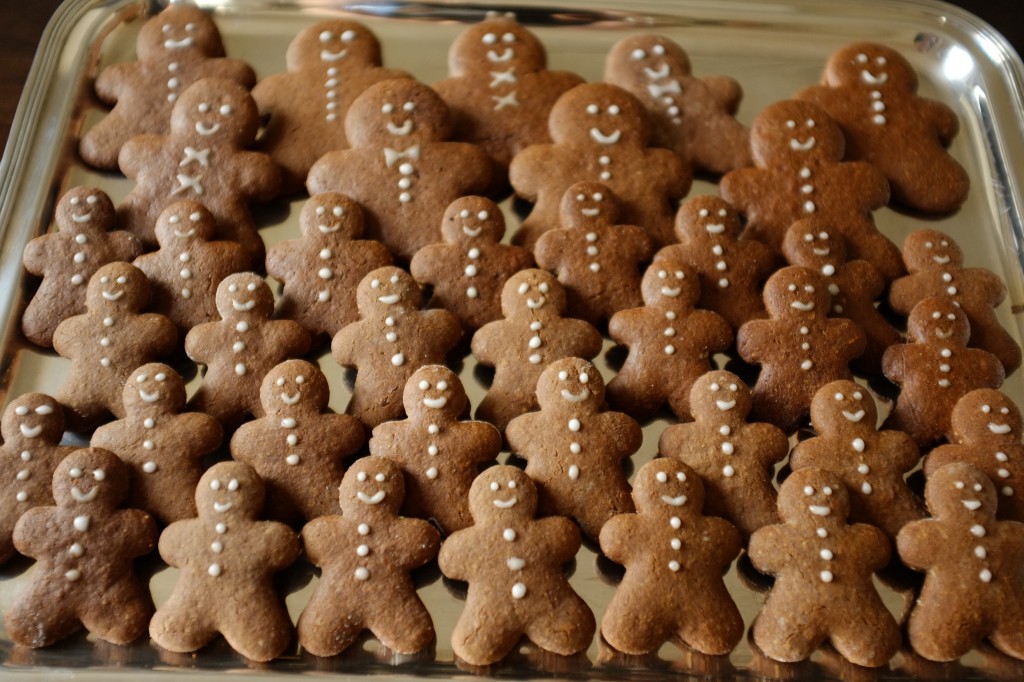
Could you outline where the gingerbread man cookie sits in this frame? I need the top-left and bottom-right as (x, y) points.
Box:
(0, 394), (76, 563)
(230, 359), (364, 524)
(118, 77), (280, 263)
(606, 258), (732, 420)
(369, 365), (501, 534)
(897, 462), (1024, 661)
(720, 99), (902, 280)
(534, 182), (654, 326)
(253, 19), (411, 194)
(604, 34), (751, 175)
(332, 266), (462, 430)
(890, 229), (1021, 373)
(185, 272), (311, 429)
(600, 459), (743, 655)
(509, 82), (689, 249)
(926, 389), (1024, 522)
(736, 265), (866, 434)
(53, 262), (177, 431)
(22, 187), (142, 347)
(298, 457), (440, 656)
(92, 364), (222, 525)
(471, 269), (603, 433)
(150, 461), (300, 662)
(883, 296), (1005, 447)
(410, 195), (534, 331)
(307, 78), (491, 261)
(267, 193), (393, 339)
(655, 195), (774, 331)
(80, 4), (255, 170)
(506, 358), (640, 541)
(797, 42), (968, 213)
(5, 448), (157, 647)
(133, 200), (249, 335)
(782, 219), (901, 374)
(790, 380), (924, 539)
(658, 370), (788, 541)
(749, 468), (900, 667)
(438, 465), (595, 666)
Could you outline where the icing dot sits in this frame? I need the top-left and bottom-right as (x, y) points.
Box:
(996, 452), (1009, 462)
(719, 425), (731, 436)
(721, 442), (734, 455)
(392, 353), (405, 366)
(358, 523), (370, 535)
(211, 541), (223, 553)
(671, 538), (682, 550)
(800, 360), (813, 370)
(569, 442), (581, 454)
(820, 549), (834, 560)
(65, 569), (82, 582)
(511, 582), (527, 599)
(233, 341), (245, 352)
(722, 464), (735, 477)
(975, 546), (987, 559)
(503, 528), (516, 542)
(980, 569), (993, 583)
(281, 418), (297, 428)
(208, 563), (222, 577)
(428, 424), (440, 435)
(799, 326), (809, 335)
(71, 274), (83, 285)
(69, 543), (83, 557)
(668, 560), (680, 572)
(20, 451), (30, 461)
(143, 462), (157, 473)
(15, 492), (27, 502)
(100, 358), (111, 367)
(103, 317), (114, 327)
(529, 353), (542, 364)
(971, 524), (986, 537)
(568, 418), (581, 432)
(428, 444), (439, 456)
(357, 544), (370, 557)
(286, 454), (300, 466)
(286, 434), (298, 446)
(235, 363), (246, 376)
(466, 286), (479, 298)
(998, 468), (1010, 478)
(1003, 486), (1015, 497)
(143, 418), (155, 429)
(215, 523), (227, 534)
(819, 570), (833, 583)
(670, 516), (681, 529)
(816, 528), (828, 538)
(468, 248), (481, 259)
(426, 467), (438, 479)
(664, 345), (676, 355)
(236, 321), (249, 332)
(852, 438), (865, 453)
(143, 440), (155, 450)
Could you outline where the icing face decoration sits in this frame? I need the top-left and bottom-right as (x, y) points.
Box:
(907, 296), (969, 346)
(125, 363), (188, 414)
(560, 181), (619, 230)
(86, 262), (149, 312)
(403, 365), (468, 418)
(537, 357), (605, 411)
(57, 187), (114, 228)
(299, 192), (364, 240)
(53, 448), (129, 510)
(339, 457), (404, 514)
(548, 83), (649, 147)
(346, 80), (453, 147)
(764, 266), (831, 319)
(260, 359), (330, 416)
(825, 43), (917, 92)
(196, 462), (264, 519)
(155, 200), (216, 244)
(287, 20), (382, 71)
(927, 462), (997, 521)
(689, 371), (753, 420)
(813, 379), (877, 428)
(699, 206), (730, 236)
(209, 475), (240, 513)
(500, 269), (566, 319)
(136, 6), (223, 60)
(469, 465), (538, 521)
(632, 459), (705, 516)
(710, 380), (739, 412)
(750, 100), (844, 166)
(441, 196), (505, 244)
(447, 18), (545, 76)
(318, 25), (357, 62)
(903, 230), (964, 272)
(640, 258), (699, 308)
(356, 266), (421, 316)
(3, 393), (64, 444)
(216, 273), (274, 320)
(170, 78), (259, 145)
(779, 468), (850, 527)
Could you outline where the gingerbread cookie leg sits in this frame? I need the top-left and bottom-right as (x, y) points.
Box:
(369, 591), (435, 654)
(298, 597), (364, 657)
(452, 600), (522, 665)
(524, 592), (595, 656)
(601, 598), (668, 655)
(5, 587), (79, 648)
(150, 594), (218, 653)
(79, 579), (154, 645)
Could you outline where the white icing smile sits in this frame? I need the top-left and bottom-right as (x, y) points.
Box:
(19, 424), (43, 438)
(808, 505), (831, 517)
(71, 486), (99, 503)
(378, 294), (401, 305)
(860, 70), (888, 85)
(661, 494), (687, 506)
(526, 296), (546, 310)
(716, 399), (736, 411)
(643, 63), (670, 79)
(843, 409), (866, 423)
(660, 286), (681, 298)
(487, 48), (514, 63)
(318, 223), (341, 233)
(581, 208), (601, 217)
(812, 246), (831, 256)
(932, 255), (951, 265)
(139, 390), (161, 403)
(789, 137), (816, 151)
(962, 499), (982, 511)
(492, 496), (518, 509)
(423, 396), (448, 409)
(462, 225), (483, 237)
(705, 223), (725, 234)
(320, 48), (348, 61)
(989, 423), (1013, 435)
(102, 290), (124, 301)
(213, 501), (233, 513)
(935, 328), (953, 339)
(71, 213), (92, 224)
(232, 299), (256, 312)
(280, 392), (301, 406)
(590, 128), (622, 145)
(386, 120), (413, 136)
(173, 228), (196, 238)
(358, 490), (386, 505)
(560, 388), (589, 403)
(790, 301), (815, 311)
(164, 37), (194, 49)
(195, 122), (221, 136)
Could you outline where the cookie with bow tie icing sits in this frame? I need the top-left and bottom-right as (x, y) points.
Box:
(749, 468), (901, 667)
(22, 187), (143, 348)
(149, 461), (299, 662)
(369, 365), (501, 534)
(600, 459), (743, 656)
(926, 389), (1024, 522)
(79, 4), (255, 170)
(307, 78), (491, 261)
(297, 456), (440, 656)
(92, 364), (222, 524)
(797, 42), (969, 214)
(5, 448), (157, 647)
(604, 34), (751, 175)
(253, 19), (411, 194)
(438, 465), (595, 666)
(230, 360), (365, 524)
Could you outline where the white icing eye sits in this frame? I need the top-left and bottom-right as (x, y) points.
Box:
(955, 481), (965, 489)
(675, 271), (685, 279)
(247, 282), (257, 292)
(818, 232), (829, 240)
(375, 473), (385, 482)
(932, 311), (942, 319)
(653, 44), (665, 55)
(482, 32), (497, 45)
(876, 56), (887, 66)
(834, 392), (844, 400)
(198, 102), (210, 113)
(576, 194), (585, 202)
(228, 479), (239, 491)
(1001, 407), (1010, 415)
(804, 233), (814, 242)
(608, 105), (621, 115)
(390, 274), (400, 284)
(656, 471), (668, 483)
(698, 208), (709, 217)
(163, 24), (172, 33)
(219, 104), (233, 116)
(941, 240), (949, 247)
(333, 206), (343, 217)
(502, 32), (516, 43)
(558, 371), (568, 381)
(185, 23), (195, 32)
(459, 209), (470, 218)
(296, 375), (305, 384)
(70, 468), (83, 479)
(804, 285), (815, 293)
(593, 193), (603, 201)
(155, 373), (167, 382)
(718, 208), (727, 217)
(982, 404), (992, 414)
(729, 384), (737, 392)
(189, 211), (202, 222)
(578, 373), (589, 384)
(100, 276), (110, 284)
(508, 480), (517, 489)
(803, 485), (814, 496)
(586, 104), (599, 115)
(169, 215), (180, 224)
(316, 206), (326, 216)
(14, 406), (28, 416)
(658, 270), (668, 279)
(93, 469), (105, 481)
(538, 282), (550, 294)
(947, 313), (956, 321)
(211, 479), (221, 490)
(370, 279), (380, 289)
(86, 195), (97, 204)
(806, 119), (815, 127)
(478, 210), (489, 220)
(382, 103), (394, 114)
(925, 241), (934, 248)
(786, 119), (796, 129)
(630, 48), (646, 60)
(490, 481), (500, 491)
(518, 282), (529, 295)
(137, 375), (147, 383)
(788, 284), (797, 292)
(823, 486), (833, 496)
(277, 377), (286, 387)
(341, 29), (357, 42)
(853, 391), (862, 400)
(974, 483), (983, 492)
(114, 275), (127, 285)
(319, 30), (333, 42)
(70, 197), (80, 206)
(229, 284), (238, 293)
(419, 380), (431, 390)
(709, 383), (720, 391)
(357, 472), (367, 482)
(403, 101), (415, 112)
(437, 381), (448, 391)
(856, 53), (868, 63)
(676, 471), (686, 481)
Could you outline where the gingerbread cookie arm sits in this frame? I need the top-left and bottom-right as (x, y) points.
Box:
(922, 444), (965, 478)
(235, 151), (283, 201)
(597, 512), (640, 565)
(922, 98), (959, 144)
(22, 235), (53, 276)
(622, 224), (655, 263)
(141, 313), (181, 357)
(707, 516), (744, 567)
(299, 516), (340, 567)
(834, 317), (868, 361)
(116, 509), (159, 558)
(747, 524), (787, 575)
(469, 321), (503, 367)
(504, 413), (541, 462)
(423, 309), (463, 353)
(156, 519), (199, 568)
(843, 161), (890, 210)
(51, 316), (90, 358)
(10, 508), (62, 558)
(717, 167), (760, 215)
(196, 58), (256, 88)
(377, 518), (440, 571)
(702, 75), (743, 114)
(508, 144), (553, 203)
(607, 308), (643, 347)
(886, 274), (921, 316)
(844, 259), (886, 300)
(750, 423), (791, 470)
(261, 522), (301, 571)
(694, 309), (735, 352)
(572, 319), (606, 359)
(436, 526), (478, 581)
(880, 344), (909, 384)
(605, 412), (644, 461)
(735, 319), (771, 364)
(853, 523), (892, 571)
(93, 62), (132, 104)
(117, 134), (162, 179)
(533, 229), (568, 272)
(536, 515), (582, 564)
(895, 518), (942, 571)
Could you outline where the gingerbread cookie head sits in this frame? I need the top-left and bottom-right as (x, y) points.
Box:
(338, 456), (405, 516)
(468, 465), (538, 524)
(52, 448), (130, 513)
(214, 272), (274, 322)
(750, 100), (844, 167)
(170, 77), (260, 145)
(924, 461), (998, 523)
(196, 461), (265, 521)
(902, 230), (963, 274)
(641, 258), (699, 309)
(950, 388), (1022, 444)
(1, 393), (64, 444)
(559, 181), (619, 231)
(286, 19), (382, 71)
(86, 262), (151, 314)
(823, 43), (917, 93)
(536, 357), (605, 414)
(122, 363), (187, 416)
(499, 269), (566, 321)
(548, 82), (650, 147)
(447, 16), (546, 77)
(688, 370), (753, 421)
(300, 192), (365, 241)
(259, 359), (330, 418)
(605, 34), (692, 84)
(55, 187), (116, 235)
(403, 365), (468, 421)
(356, 266), (423, 319)
(153, 200), (217, 247)
(782, 219), (848, 274)
(810, 379), (878, 433)
(345, 79), (452, 147)
(777, 467), (851, 532)
(136, 4), (226, 61)
(674, 195), (742, 243)
(632, 458), (704, 519)
(440, 196), (505, 245)
(762, 265), (831, 319)
(907, 295), (970, 346)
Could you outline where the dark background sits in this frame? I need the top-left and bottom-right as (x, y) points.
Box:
(1, 0), (1020, 150)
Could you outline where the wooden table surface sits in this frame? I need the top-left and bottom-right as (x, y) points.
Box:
(1, 0), (1022, 153)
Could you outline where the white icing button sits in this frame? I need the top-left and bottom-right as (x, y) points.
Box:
(503, 528), (516, 542)
(286, 454), (300, 466)
(668, 560), (680, 572)
(980, 568), (993, 583)
(664, 345), (676, 355)
(971, 524), (986, 537)
(1003, 486), (1015, 496)
(427, 445), (439, 456)
(852, 438), (865, 453)
(74, 516), (90, 532)
(466, 287), (479, 299)
(391, 353), (405, 366)
(428, 424), (440, 435)
(857, 464), (870, 474)
(530, 321), (543, 330)
(816, 528), (828, 538)
(998, 468), (1010, 478)
(820, 548), (834, 560)
(215, 523), (227, 534)
(233, 341), (245, 352)
(468, 248), (481, 259)
(722, 464), (735, 477)
(670, 516), (681, 529)
(996, 452), (1009, 462)
(286, 434), (298, 446)
(568, 418), (581, 432)
(721, 442), (734, 455)
(355, 567), (370, 581)
(569, 442), (581, 454)
(20, 451), (31, 461)
(975, 545), (987, 559)
(819, 570), (834, 583)
(208, 563), (222, 577)
(671, 538), (681, 550)
(69, 543), (84, 557)
(358, 523), (370, 535)
(426, 466), (438, 479)
(861, 482), (873, 494)
(357, 544), (370, 557)
(15, 492), (27, 502)
(103, 317), (114, 327)
(65, 569), (82, 582)
(144, 418), (155, 428)
(143, 440), (155, 450)
(719, 425), (731, 436)
(511, 582), (527, 599)
(236, 321), (249, 332)
(507, 557), (526, 570)
(143, 461), (158, 473)
(15, 470), (28, 481)
(568, 464), (580, 481)
(211, 541), (223, 553)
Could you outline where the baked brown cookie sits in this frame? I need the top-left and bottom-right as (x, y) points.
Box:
(307, 78), (491, 261)
(0, 394), (76, 563)
(5, 448), (157, 647)
(889, 229), (1021, 374)
(471, 269), (603, 433)
(604, 34), (751, 175)
(509, 82), (689, 248)
(230, 359), (364, 524)
(252, 19), (411, 194)
(53, 262), (178, 431)
(22, 187), (142, 348)
(797, 42), (968, 213)
(736, 265), (866, 434)
(505, 358), (640, 541)
(410, 196), (534, 331)
(658, 370), (788, 541)
(600, 458), (743, 655)
(897, 462), (1024, 661)
(80, 4), (255, 170)
(606, 258), (732, 421)
(926, 389), (1024, 521)
(438, 465), (595, 666)
(749, 467), (900, 667)
(185, 272), (311, 429)
(92, 363), (223, 524)
(790, 380), (924, 539)
(883, 296), (1005, 447)
(534, 182), (654, 326)
(266, 192), (393, 339)
(149, 461), (300, 662)
(118, 77), (280, 263)
(369, 365), (501, 534)
(297, 457), (439, 656)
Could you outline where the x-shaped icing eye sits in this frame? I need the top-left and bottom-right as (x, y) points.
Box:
(341, 29), (357, 42)
(586, 104), (599, 115)
(93, 469), (105, 481)
(403, 101), (415, 112)
(319, 30), (333, 42)
(247, 282), (257, 292)
(228, 479), (239, 491)
(698, 208), (709, 217)
(375, 473), (386, 482)
(116, 276), (128, 284)
(656, 471), (668, 483)
(390, 274), (400, 284)
(653, 44), (665, 55)
(558, 371), (568, 381)
(538, 282), (550, 293)
(198, 102), (211, 113)
(803, 485), (815, 496)
(502, 32), (515, 43)
(419, 380), (431, 390)
(70, 468), (83, 479)
(578, 373), (589, 384)
(381, 103), (394, 114)
(856, 53), (868, 63)
(357, 471), (368, 482)
(478, 210), (489, 220)
(630, 48), (646, 60)
(370, 279), (381, 289)
(608, 105), (621, 115)
(460, 209), (471, 218)
(482, 32), (497, 45)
